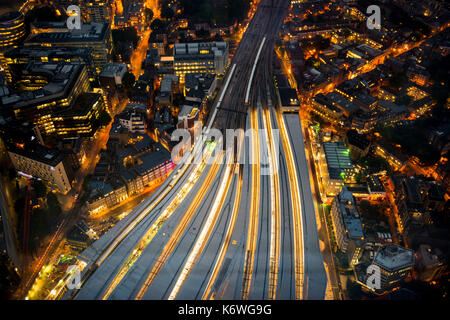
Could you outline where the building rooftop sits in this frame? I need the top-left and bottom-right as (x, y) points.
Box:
(337, 188), (364, 239)
(9, 143), (63, 167)
(279, 88), (299, 107)
(373, 244), (415, 272)
(174, 41), (228, 58)
(313, 94), (344, 115)
(323, 142), (354, 180)
(377, 140), (409, 163)
(0, 11), (22, 24)
(178, 104), (199, 120)
(67, 225), (90, 243)
(134, 143), (171, 176)
(367, 175), (385, 193)
(4, 45), (93, 61)
(0, 62), (85, 110)
(378, 100), (409, 114)
(99, 63), (127, 79)
(160, 75), (178, 93)
(117, 103), (147, 121)
(26, 22), (109, 44)
(327, 92), (359, 115)
(274, 73), (290, 88)
(185, 73), (216, 96)
(417, 244), (443, 267)
(55, 92), (101, 118)
(346, 129), (370, 150)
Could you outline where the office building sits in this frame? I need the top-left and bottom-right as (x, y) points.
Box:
(2, 46), (95, 82)
(344, 129), (370, 161)
(0, 117), (44, 148)
(117, 103), (147, 134)
(311, 93), (343, 124)
(1, 62), (91, 136)
(331, 188), (365, 266)
(1, 62), (107, 140)
(375, 141), (408, 171)
(177, 104), (199, 132)
(8, 144), (72, 194)
(173, 42), (229, 82)
(66, 221), (96, 252)
(373, 244), (414, 292)
(0, 11), (25, 50)
(87, 134), (175, 213)
(0, 11), (26, 75)
(25, 22), (112, 74)
(415, 244), (447, 282)
(99, 62), (127, 91)
(318, 142), (356, 197)
(85, 0), (111, 24)
(52, 92), (107, 138)
(184, 73), (217, 103)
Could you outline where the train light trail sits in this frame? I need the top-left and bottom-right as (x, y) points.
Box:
(245, 38), (267, 105)
(134, 152), (224, 300)
(241, 105), (261, 299)
(262, 106), (281, 300)
(202, 165), (244, 300)
(168, 158), (235, 300)
(100, 145), (217, 300)
(276, 110), (304, 300)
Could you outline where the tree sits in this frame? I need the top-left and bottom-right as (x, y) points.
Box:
(355, 171), (367, 184)
(122, 71), (136, 90)
(180, 0), (249, 25)
(150, 18), (164, 32)
(395, 94), (412, 106)
(33, 180), (47, 198)
(341, 28), (351, 38)
(46, 192), (62, 219)
(96, 110), (112, 128)
(196, 28), (210, 38)
(161, 5), (174, 20)
(112, 27), (139, 48)
(0, 255), (20, 299)
(8, 168), (17, 181)
(379, 123), (441, 166)
(82, 175), (92, 192)
(359, 200), (373, 215)
(335, 251), (349, 270)
(14, 196), (25, 223)
(359, 200), (386, 221)
(144, 8), (154, 26)
(213, 33), (224, 42)
(225, 0), (250, 23)
(389, 72), (407, 89)
(313, 35), (331, 51)
(31, 208), (51, 240)
(347, 278), (363, 299)
(25, 5), (64, 24)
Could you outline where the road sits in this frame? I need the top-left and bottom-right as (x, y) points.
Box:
(63, 0), (328, 301)
(0, 175), (20, 272)
(130, 30), (151, 78)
